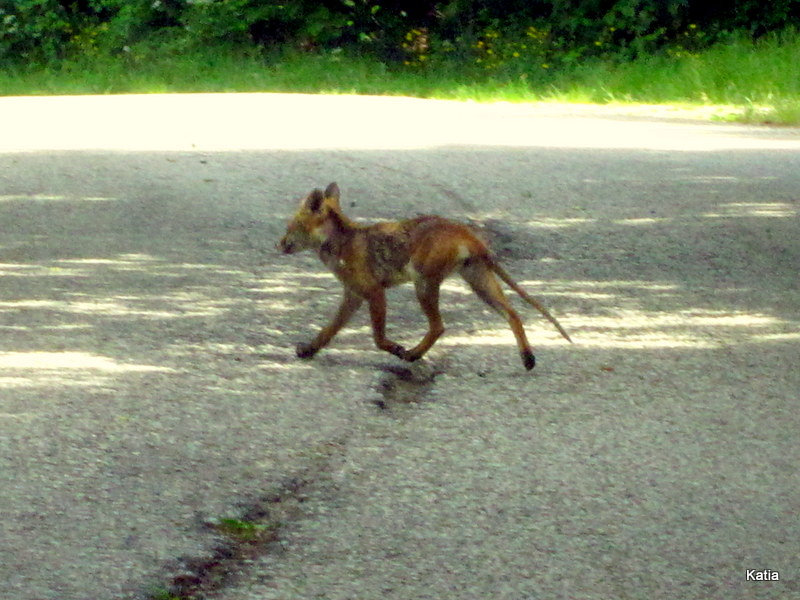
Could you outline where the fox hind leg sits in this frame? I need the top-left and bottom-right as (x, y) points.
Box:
(460, 260), (535, 370)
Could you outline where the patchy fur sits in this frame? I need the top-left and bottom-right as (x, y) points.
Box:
(278, 183), (571, 370)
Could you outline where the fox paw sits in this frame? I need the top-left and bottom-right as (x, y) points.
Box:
(296, 342), (317, 359)
(522, 350), (536, 371)
(401, 350), (421, 362)
(386, 344), (413, 362)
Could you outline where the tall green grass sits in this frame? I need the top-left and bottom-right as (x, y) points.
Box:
(547, 30), (800, 123)
(1, 31), (798, 124)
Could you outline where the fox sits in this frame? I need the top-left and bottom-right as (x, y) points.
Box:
(277, 182), (572, 371)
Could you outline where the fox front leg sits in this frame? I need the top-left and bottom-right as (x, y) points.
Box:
(297, 290), (363, 358)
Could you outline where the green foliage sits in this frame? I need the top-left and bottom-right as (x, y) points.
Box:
(0, 0), (178, 65)
(2, 0), (799, 78)
(146, 588), (181, 600)
(215, 517), (279, 542)
(94, 1), (183, 51)
(2, 27), (798, 124)
(182, 1), (302, 48)
(0, 0), (73, 65)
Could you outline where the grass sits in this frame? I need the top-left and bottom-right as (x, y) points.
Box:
(1, 30), (798, 124)
(146, 587), (181, 600)
(213, 517), (279, 543)
(550, 31), (800, 123)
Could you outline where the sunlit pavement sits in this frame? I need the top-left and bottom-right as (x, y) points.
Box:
(4, 92), (798, 152)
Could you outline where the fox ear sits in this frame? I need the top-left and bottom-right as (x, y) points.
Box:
(324, 182), (340, 204)
(305, 188), (324, 212)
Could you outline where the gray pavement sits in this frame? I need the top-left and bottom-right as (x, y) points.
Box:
(0, 94), (798, 599)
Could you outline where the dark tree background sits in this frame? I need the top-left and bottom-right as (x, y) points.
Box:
(1, 0), (798, 67)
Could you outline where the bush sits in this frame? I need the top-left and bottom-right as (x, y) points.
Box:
(0, 0), (179, 65)
(0, 0), (74, 65)
(2, 1), (800, 69)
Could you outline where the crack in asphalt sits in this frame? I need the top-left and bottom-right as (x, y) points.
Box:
(149, 439), (349, 600)
(147, 359), (444, 599)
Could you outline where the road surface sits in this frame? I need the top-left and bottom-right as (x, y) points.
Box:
(0, 94), (798, 599)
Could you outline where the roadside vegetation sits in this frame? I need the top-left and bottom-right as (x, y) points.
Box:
(1, 1), (798, 124)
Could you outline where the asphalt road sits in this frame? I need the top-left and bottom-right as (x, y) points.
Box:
(1, 94), (798, 600)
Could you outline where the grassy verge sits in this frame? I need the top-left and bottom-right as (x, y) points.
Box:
(1, 31), (798, 124)
(550, 31), (800, 124)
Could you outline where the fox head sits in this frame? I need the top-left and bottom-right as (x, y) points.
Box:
(278, 182), (343, 254)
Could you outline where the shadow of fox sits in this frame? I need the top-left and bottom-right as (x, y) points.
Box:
(278, 182), (572, 371)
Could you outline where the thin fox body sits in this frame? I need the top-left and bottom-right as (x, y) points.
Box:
(278, 182), (571, 371)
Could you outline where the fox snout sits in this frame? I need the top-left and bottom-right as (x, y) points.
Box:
(278, 221), (319, 254)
